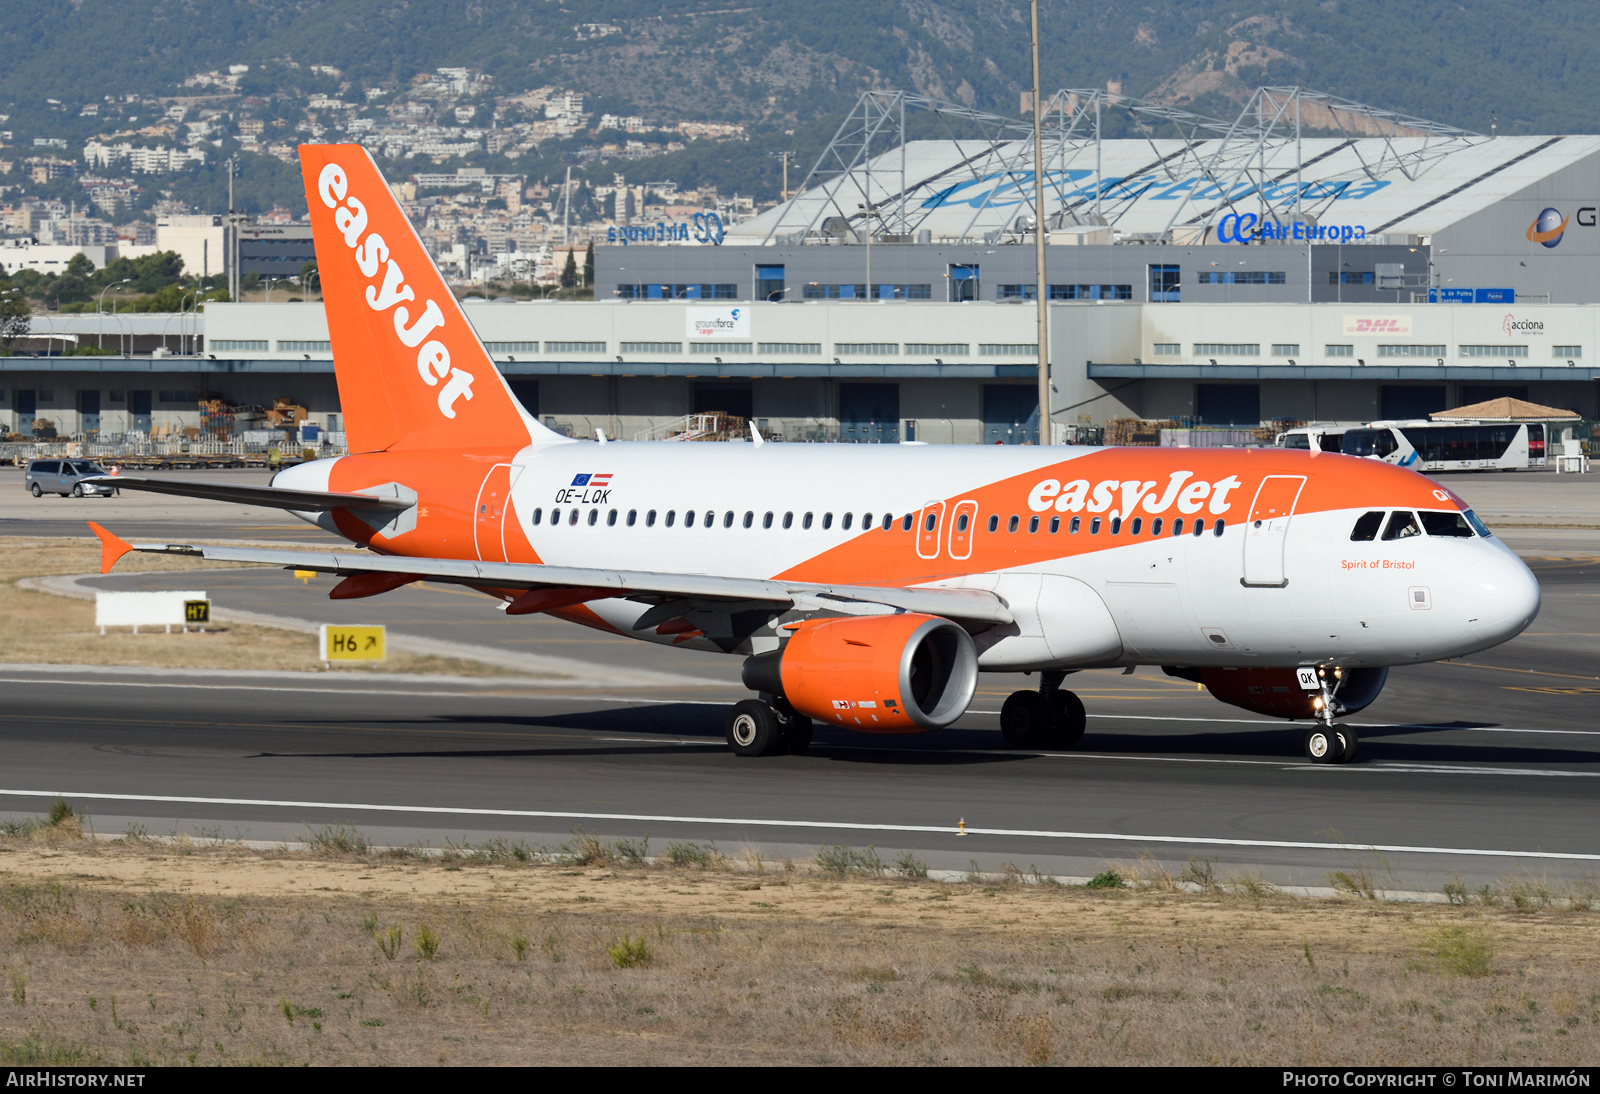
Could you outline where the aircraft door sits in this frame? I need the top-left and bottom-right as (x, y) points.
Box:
(474, 463), (524, 563)
(948, 500), (978, 560)
(916, 501), (946, 560)
(1241, 475), (1305, 588)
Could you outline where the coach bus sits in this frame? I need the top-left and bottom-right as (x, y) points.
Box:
(1335, 420), (1547, 471)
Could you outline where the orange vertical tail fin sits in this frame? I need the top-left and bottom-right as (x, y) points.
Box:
(298, 144), (563, 453)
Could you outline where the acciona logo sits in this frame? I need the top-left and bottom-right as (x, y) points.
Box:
(1503, 314), (1545, 335)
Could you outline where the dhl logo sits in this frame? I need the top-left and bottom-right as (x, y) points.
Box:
(1346, 318), (1406, 334)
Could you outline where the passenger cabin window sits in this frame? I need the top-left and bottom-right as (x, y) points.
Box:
(1350, 511), (1384, 541)
(703, 510), (715, 528)
(1382, 512), (1421, 540)
(1049, 516), (1060, 533)
(569, 509), (580, 525)
(822, 513), (833, 530)
(841, 513), (852, 530)
(902, 514), (914, 531)
(647, 510), (657, 527)
(723, 511), (734, 528)
(803, 513), (813, 529)
(532, 509), (544, 525)
(1420, 510), (1474, 537)
(1028, 516), (1040, 533)
(1214, 519), (1226, 536)
(862, 513), (872, 528)
(1171, 518), (1182, 535)
(1070, 516), (1081, 534)
(988, 515), (1000, 533)
(665, 510), (676, 527)
(783, 512), (794, 529)
(1090, 517), (1101, 534)
(607, 509), (618, 526)
(956, 513), (970, 532)
(882, 514), (893, 531)
(1110, 517), (1122, 534)
(550, 508), (561, 525)
(1192, 519), (1205, 536)
(627, 510), (637, 526)
(743, 511), (754, 528)
(763, 512), (774, 529)
(1151, 518), (1162, 535)
(588, 509), (599, 526)
(1130, 517), (1142, 535)
(1008, 515), (1019, 533)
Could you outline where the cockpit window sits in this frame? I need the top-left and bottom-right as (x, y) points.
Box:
(1420, 510), (1474, 538)
(1349, 511), (1385, 541)
(1463, 509), (1492, 538)
(1381, 511), (1421, 541)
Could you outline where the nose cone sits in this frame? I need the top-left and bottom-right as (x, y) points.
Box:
(1463, 546), (1541, 647)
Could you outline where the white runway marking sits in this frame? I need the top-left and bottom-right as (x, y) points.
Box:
(0, 788), (1594, 862)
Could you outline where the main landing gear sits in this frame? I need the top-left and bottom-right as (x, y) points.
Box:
(1000, 671), (1086, 750)
(724, 697), (814, 758)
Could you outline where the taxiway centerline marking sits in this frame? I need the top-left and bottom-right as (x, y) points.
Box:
(0, 788), (1594, 862)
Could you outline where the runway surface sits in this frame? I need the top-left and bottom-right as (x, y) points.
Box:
(2, 464), (1597, 890)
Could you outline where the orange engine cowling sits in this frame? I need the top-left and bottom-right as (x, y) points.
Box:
(1167, 666), (1388, 720)
(741, 613), (978, 734)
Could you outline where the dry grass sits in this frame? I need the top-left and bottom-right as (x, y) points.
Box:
(1, 825), (1599, 1065)
(0, 537), (509, 675)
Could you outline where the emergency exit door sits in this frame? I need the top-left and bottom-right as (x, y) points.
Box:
(1241, 475), (1305, 588)
(475, 463), (524, 562)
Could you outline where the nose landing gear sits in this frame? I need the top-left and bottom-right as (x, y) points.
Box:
(1306, 665), (1358, 764)
(1000, 671), (1086, 750)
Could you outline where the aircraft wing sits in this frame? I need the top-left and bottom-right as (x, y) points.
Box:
(88, 525), (1013, 628)
(80, 475), (413, 514)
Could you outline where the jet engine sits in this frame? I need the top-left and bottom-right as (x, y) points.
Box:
(1165, 665), (1388, 720)
(741, 613), (978, 733)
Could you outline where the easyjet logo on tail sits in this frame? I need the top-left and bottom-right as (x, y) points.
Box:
(316, 162), (474, 419)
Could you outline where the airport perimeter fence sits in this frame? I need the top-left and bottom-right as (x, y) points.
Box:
(0, 436), (350, 469)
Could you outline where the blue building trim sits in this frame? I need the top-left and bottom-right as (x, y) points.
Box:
(1086, 362), (1600, 382)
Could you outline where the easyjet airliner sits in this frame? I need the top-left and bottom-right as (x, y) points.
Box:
(87, 145), (1541, 765)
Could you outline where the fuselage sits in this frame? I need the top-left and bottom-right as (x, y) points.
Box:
(275, 441), (1541, 674)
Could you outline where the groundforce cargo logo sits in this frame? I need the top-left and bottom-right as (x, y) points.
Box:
(317, 162), (475, 419)
(1527, 207), (1569, 248)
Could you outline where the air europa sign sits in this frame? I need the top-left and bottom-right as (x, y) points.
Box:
(1218, 213), (1370, 244)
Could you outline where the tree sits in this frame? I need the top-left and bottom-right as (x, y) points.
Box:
(0, 278), (30, 355)
(583, 241), (594, 288)
(560, 249), (578, 289)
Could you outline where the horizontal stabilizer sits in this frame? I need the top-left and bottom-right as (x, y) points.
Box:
(81, 476), (414, 514)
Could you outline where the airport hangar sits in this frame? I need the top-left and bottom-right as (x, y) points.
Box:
(8, 89), (1600, 442)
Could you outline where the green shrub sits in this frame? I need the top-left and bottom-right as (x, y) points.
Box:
(1087, 869), (1127, 890)
(607, 935), (652, 968)
(665, 841), (715, 868)
(413, 924), (441, 960)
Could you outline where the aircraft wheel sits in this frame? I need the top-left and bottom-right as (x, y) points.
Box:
(1000, 690), (1055, 749)
(726, 699), (783, 757)
(1048, 689), (1087, 749)
(1334, 728), (1357, 764)
(784, 716), (814, 756)
(1305, 725), (1346, 765)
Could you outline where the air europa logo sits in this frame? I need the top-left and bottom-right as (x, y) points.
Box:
(1527, 207), (1568, 248)
(316, 162), (475, 419)
(1028, 472), (1243, 520)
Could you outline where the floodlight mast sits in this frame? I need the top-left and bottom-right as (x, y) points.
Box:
(1030, 0), (1050, 446)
